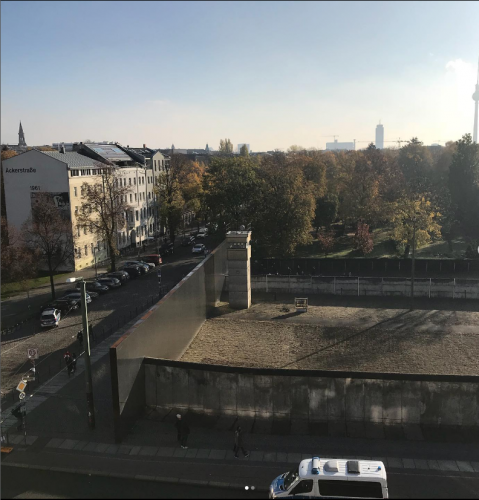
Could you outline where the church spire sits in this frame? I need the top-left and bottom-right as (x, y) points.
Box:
(18, 121), (26, 147)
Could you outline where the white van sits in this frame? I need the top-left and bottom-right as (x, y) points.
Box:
(269, 457), (388, 499)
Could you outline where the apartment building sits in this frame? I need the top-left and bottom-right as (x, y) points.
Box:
(2, 148), (110, 271)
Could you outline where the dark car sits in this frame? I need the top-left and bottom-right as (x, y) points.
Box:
(121, 265), (141, 278)
(63, 288), (99, 300)
(142, 254), (163, 266)
(40, 298), (78, 315)
(97, 277), (121, 288)
(124, 261), (150, 274)
(76, 281), (109, 294)
(107, 271), (129, 283)
(160, 241), (174, 256)
(181, 236), (195, 247)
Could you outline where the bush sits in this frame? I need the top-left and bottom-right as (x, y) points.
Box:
(354, 222), (374, 255)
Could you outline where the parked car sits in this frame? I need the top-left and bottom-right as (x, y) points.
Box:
(196, 231), (207, 239)
(97, 277), (121, 288)
(40, 298), (79, 315)
(142, 254), (162, 266)
(106, 271), (129, 283)
(181, 236), (195, 247)
(138, 260), (155, 270)
(64, 289), (99, 300)
(121, 265), (141, 278)
(160, 241), (174, 256)
(63, 291), (92, 304)
(76, 281), (109, 294)
(192, 243), (206, 254)
(124, 261), (150, 274)
(40, 308), (61, 328)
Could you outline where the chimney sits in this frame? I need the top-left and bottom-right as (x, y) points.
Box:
(60, 143), (66, 154)
(143, 144), (146, 149)
(127, 145), (129, 148)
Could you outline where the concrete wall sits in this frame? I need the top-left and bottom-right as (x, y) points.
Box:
(145, 360), (479, 427)
(110, 240), (227, 442)
(246, 275), (479, 300)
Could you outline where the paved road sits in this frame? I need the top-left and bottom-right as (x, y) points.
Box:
(1, 468), (264, 499)
(2, 460), (479, 499)
(1, 238), (216, 398)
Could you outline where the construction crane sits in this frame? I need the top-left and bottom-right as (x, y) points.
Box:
(384, 138), (408, 149)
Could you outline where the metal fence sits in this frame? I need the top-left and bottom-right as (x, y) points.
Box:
(252, 258), (479, 278)
(249, 275), (479, 300)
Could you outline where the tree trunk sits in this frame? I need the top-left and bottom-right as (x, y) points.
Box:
(47, 255), (55, 300)
(109, 242), (116, 272)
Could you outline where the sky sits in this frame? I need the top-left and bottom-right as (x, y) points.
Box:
(1, 1), (479, 151)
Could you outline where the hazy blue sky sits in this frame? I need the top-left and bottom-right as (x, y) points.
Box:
(2, 1), (478, 151)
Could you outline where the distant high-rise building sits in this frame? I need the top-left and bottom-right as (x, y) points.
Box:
(473, 57), (479, 144)
(375, 122), (384, 149)
(326, 139), (355, 151)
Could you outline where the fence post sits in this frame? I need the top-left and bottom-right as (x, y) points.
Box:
(357, 277), (360, 297)
(333, 277), (336, 295)
(429, 278), (431, 299)
(453, 278), (455, 299)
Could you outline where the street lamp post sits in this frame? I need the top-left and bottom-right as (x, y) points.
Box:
(66, 276), (95, 429)
(410, 217), (417, 310)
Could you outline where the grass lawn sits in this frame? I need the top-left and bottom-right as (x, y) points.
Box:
(1, 272), (71, 299)
(295, 227), (467, 259)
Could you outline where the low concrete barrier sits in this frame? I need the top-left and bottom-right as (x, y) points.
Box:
(244, 275), (479, 299)
(145, 359), (479, 427)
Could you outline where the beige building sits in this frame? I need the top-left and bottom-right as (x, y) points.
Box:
(3, 149), (116, 271)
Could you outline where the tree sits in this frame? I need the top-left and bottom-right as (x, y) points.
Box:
(397, 137), (433, 195)
(354, 221), (374, 255)
(313, 194), (339, 232)
(1, 217), (39, 293)
(218, 138), (233, 154)
(252, 153), (316, 257)
(154, 153), (191, 243)
(22, 193), (75, 299)
(317, 229), (335, 256)
(203, 156), (259, 233)
(76, 163), (130, 272)
(239, 144), (249, 157)
(448, 133), (479, 242)
(389, 196), (442, 257)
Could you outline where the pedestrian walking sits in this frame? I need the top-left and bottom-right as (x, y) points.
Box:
(64, 350), (73, 377)
(175, 414), (190, 449)
(11, 404), (24, 431)
(77, 330), (83, 349)
(233, 426), (249, 458)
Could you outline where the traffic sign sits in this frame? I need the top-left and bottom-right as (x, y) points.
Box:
(27, 348), (38, 359)
(18, 392), (25, 400)
(16, 380), (27, 393)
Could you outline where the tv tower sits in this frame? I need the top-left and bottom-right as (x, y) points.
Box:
(473, 57), (479, 143)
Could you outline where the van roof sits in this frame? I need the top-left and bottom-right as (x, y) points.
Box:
(299, 458), (387, 484)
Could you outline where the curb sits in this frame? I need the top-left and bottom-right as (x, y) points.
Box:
(1, 462), (268, 491)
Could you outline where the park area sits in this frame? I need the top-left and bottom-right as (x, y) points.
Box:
(181, 298), (479, 376)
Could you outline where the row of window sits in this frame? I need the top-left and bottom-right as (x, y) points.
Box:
(75, 240), (106, 259)
(76, 224), (94, 236)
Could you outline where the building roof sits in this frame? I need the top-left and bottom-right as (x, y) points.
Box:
(41, 151), (101, 169)
(82, 143), (132, 162)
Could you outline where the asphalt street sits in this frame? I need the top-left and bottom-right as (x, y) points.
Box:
(1, 461), (479, 499)
(1, 238), (216, 399)
(0, 468), (264, 499)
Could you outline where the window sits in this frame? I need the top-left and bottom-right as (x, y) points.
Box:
(130, 193), (132, 203)
(75, 206), (79, 214)
(84, 245), (88, 256)
(103, 241), (106, 250)
(91, 242), (94, 253)
(129, 178), (131, 185)
(290, 480), (313, 496)
(74, 187), (77, 197)
(77, 247), (82, 258)
(134, 178), (136, 185)
(80, 186), (84, 196)
(318, 481), (383, 499)
(135, 193), (137, 201)
(84, 226), (87, 235)
(71, 170), (79, 177)
(77, 226), (80, 237)
(90, 223), (93, 233)
(136, 210), (139, 221)
(154, 160), (157, 170)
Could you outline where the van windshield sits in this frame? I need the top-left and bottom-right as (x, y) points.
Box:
(283, 468), (299, 490)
